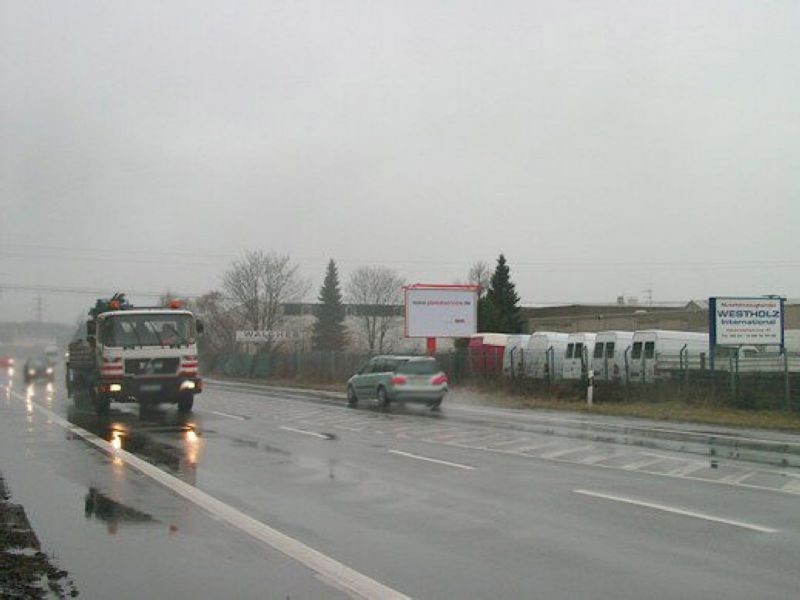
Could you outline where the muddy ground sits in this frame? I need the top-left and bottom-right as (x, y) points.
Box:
(0, 473), (78, 598)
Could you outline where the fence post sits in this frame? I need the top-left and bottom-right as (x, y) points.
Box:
(785, 350), (791, 411)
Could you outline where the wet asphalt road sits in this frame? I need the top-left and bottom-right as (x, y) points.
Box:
(2, 368), (800, 599)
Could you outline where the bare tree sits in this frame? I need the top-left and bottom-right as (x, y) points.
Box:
(222, 251), (310, 349)
(189, 290), (238, 355)
(346, 266), (404, 354)
(468, 261), (491, 297)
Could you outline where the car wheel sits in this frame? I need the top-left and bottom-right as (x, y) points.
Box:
(177, 394), (194, 413)
(376, 386), (390, 410)
(347, 385), (358, 408)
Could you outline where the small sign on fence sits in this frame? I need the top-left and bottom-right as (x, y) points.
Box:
(235, 330), (304, 343)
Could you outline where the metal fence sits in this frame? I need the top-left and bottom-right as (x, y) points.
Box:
(203, 348), (800, 410)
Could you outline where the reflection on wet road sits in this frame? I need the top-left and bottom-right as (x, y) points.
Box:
(66, 404), (202, 484)
(0, 369), (352, 600)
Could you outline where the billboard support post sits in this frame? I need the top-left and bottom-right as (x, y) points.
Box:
(426, 337), (437, 356)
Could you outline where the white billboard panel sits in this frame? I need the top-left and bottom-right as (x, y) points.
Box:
(710, 297), (784, 347)
(405, 286), (478, 338)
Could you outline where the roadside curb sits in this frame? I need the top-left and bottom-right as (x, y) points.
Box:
(204, 378), (800, 468)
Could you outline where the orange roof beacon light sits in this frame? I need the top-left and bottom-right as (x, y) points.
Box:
(169, 299), (182, 309)
(109, 300), (121, 310)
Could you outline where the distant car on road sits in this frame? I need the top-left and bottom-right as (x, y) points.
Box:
(24, 357), (54, 384)
(347, 355), (448, 410)
(44, 345), (60, 365)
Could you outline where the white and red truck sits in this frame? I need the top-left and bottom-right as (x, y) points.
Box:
(67, 293), (203, 415)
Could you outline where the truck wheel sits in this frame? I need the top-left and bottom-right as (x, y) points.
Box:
(347, 385), (358, 408)
(94, 395), (110, 416)
(376, 386), (390, 410)
(177, 394), (194, 413)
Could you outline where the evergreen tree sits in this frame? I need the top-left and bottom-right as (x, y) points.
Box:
(312, 260), (348, 350)
(485, 254), (523, 333)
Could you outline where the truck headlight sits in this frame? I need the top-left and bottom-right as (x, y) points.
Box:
(180, 380), (196, 391)
(109, 383), (123, 393)
(46, 367), (53, 374)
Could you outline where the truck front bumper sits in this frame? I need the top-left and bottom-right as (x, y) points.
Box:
(98, 377), (203, 399)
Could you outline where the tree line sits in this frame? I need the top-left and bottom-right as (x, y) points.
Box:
(190, 251), (523, 357)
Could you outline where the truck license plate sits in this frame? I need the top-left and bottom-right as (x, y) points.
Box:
(140, 383), (162, 392)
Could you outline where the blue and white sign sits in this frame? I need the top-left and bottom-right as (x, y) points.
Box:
(709, 297), (785, 347)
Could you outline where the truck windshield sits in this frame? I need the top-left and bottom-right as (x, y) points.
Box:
(101, 314), (195, 348)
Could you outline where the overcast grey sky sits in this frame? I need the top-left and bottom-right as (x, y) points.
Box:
(2, 0), (799, 323)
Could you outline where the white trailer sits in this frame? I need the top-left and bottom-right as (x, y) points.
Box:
(590, 331), (634, 382)
(563, 333), (597, 380)
(524, 332), (569, 380)
(502, 334), (531, 377)
(628, 330), (709, 383)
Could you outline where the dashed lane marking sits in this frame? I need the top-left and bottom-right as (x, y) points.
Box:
(388, 450), (475, 470)
(279, 426), (333, 440)
(573, 489), (777, 533)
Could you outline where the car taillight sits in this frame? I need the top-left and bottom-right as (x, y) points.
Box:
(431, 374), (448, 385)
(390, 375), (407, 385)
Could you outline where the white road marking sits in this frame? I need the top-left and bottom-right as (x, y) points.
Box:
(540, 445), (594, 459)
(201, 409), (247, 421)
(388, 450), (475, 470)
(279, 426), (331, 440)
(666, 462), (709, 477)
(573, 489), (777, 533)
(5, 387), (408, 600)
(620, 457), (667, 471)
(720, 470), (759, 484)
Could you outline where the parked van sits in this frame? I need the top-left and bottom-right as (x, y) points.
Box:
(468, 333), (509, 376)
(563, 333), (596, 380)
(524, 332), (569, 380)
(502, 334), (531, 377)
(628, 330), (709, 383)
(591, 331), (634, 382)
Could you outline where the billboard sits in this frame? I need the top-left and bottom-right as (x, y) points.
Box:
(404, 284), (479, 338)
(709, 297), (785, 347)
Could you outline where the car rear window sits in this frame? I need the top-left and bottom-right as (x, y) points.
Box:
(397, 360), (440, 375)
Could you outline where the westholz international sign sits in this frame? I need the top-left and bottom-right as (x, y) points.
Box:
(709, 296), (785, 348)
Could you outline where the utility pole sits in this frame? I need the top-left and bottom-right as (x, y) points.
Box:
(34, 294), (45, 324)
(642, 285), (653, 307)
